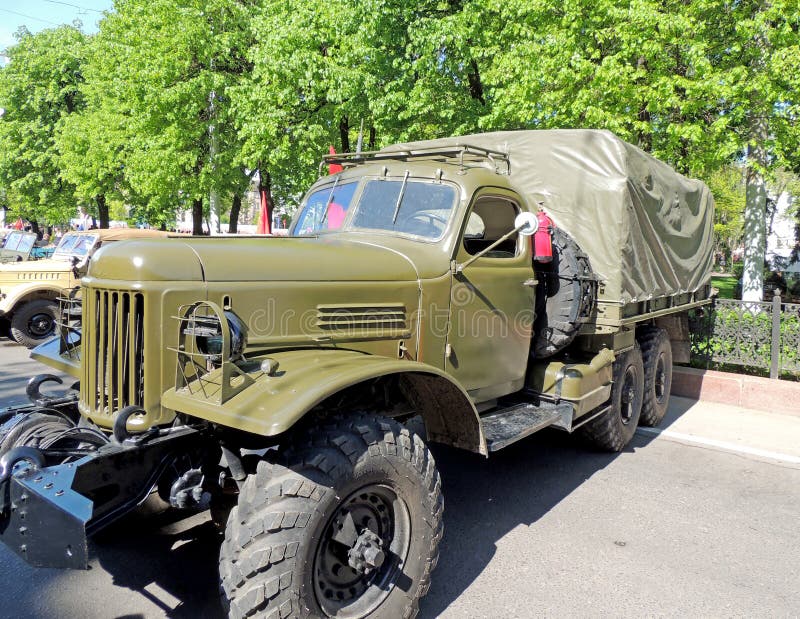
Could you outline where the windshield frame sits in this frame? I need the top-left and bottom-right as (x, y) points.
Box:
(52, 232), (100, 260)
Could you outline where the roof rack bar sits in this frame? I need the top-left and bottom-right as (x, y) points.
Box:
(318, 144), (510, 175)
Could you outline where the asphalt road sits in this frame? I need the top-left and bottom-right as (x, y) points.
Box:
(0, 337), (798, 618)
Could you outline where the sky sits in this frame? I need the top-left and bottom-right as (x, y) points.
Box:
(0, 0), (113, 63)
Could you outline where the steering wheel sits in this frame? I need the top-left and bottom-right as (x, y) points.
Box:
(399, 212), (448, 237)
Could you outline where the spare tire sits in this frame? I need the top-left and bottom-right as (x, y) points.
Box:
(532, 227), (597, 358)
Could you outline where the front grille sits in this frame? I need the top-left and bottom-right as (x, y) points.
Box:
(83, 289), (145, 415)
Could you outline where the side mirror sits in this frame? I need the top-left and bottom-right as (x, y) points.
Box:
(514, 212), (538, 236)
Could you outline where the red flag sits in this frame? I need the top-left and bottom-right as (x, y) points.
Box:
(328, 145), (343, 175)
(257, 186), (270, 234)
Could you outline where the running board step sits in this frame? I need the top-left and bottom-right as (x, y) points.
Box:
(481, 402), (573, 452)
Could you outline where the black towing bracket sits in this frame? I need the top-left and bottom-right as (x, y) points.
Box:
(0, 423), (207, 570)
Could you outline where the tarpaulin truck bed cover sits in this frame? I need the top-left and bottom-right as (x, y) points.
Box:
(385, 129), (715, 325)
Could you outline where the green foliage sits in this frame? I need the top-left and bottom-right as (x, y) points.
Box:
(711, 275), (737, 299)
(0, 25), (88, 224)
(707, 166), (745, 258)
(77, 0), (253, 227)
(0, 0), (798, 227)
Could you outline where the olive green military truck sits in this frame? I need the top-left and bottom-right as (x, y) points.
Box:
(0, 130), (713, 618)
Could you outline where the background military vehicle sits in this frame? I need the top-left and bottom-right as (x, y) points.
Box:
(0, 130), (713, 618)
(0, 227), (167, 347)
(0, 230), (38, 263)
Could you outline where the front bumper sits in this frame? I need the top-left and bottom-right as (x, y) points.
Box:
(0, 425), (204, 569)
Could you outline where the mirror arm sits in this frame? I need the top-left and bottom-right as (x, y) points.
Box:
(456, 224), (525, 273)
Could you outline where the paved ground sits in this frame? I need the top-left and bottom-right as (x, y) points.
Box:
(0, 338), (798, 618)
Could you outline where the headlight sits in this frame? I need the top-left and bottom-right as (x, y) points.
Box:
(195, 310), (248, 362)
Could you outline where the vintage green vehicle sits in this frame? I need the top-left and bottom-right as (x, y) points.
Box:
(0, 130), (713, 618)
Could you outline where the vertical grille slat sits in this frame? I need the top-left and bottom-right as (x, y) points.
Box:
(84, 288), (145, 417)
(98, 291), (107, 412)
(133, 293), (145, 406)
(113, 292), (122, 410)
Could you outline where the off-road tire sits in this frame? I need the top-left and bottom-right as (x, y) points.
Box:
(10, 299), (58, 348)
(533, 228), (596, 358)
(219, 414), (443, 619)
(579, 344), (644, 451)
(637, 327), (672, 427)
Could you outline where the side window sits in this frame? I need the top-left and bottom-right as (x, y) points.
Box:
(462, 197), (521, 258)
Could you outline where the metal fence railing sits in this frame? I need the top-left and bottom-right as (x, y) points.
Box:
(688, 294), (800, 380)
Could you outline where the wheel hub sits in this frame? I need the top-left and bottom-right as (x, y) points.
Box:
(620, 366), (637, 424)
(654, 354), (666, 400)
(313, 484), (410, 617)
(28, 313), (54, 338)
(348, 528), (385, 574)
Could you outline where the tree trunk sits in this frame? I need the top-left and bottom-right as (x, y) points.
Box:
(339, 116), (350, 152)
(742, 129), (768, 302)
(229, 194), (241, 234)
(258, 168), (273, 235)
(467, 59), (486, 105)
(369, 126), (376, 150)
(192, 197), (204, 235)
(96, 194), (109, 229)
(741, 18), (771, 303)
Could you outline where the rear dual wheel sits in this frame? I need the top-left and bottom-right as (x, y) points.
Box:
(637, 327), (673, 427)
(579, 327), (673, 451)
(579, 343), (644, 451)
(220, 414), (443, 619)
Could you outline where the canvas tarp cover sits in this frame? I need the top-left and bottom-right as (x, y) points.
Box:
(385, 129), (715, 304)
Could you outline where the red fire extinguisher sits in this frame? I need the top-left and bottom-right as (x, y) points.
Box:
(534, 211), (554, 263)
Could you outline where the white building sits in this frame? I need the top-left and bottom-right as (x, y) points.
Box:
(767, 191), (799, 274)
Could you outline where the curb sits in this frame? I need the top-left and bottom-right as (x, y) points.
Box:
(671, 366), (800, 417)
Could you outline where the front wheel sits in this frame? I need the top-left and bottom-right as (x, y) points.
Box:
(220, 415), (443, 619)
(10, 299), (58, 347)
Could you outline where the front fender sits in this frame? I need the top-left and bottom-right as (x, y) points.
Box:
(30, 335), (81, 378)
(161, 348), (487, 454)
(0, 282), (66, 314)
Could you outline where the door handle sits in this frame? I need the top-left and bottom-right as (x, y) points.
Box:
(523, 278), (537, 287)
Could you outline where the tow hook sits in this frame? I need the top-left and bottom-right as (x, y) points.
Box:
(25, 374), (78, 410)
(0, 446), (45, 485)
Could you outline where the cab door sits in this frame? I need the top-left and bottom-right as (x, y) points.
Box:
(446, 190), (535, 402)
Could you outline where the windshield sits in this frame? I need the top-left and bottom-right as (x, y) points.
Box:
(292, 179), (457, 241)
(293, 182), (358, 235)
(53, 233), (98, 259)
(2, 232), (35, 253)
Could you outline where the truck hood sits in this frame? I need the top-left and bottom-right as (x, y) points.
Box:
(88, 236), (420, 282)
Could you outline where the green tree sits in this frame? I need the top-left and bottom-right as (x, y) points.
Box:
(0, 25), (88, 227)
(85, 0), (253, 233)
(707, 166), (746, 265)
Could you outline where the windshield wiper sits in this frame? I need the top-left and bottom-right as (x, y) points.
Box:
(391, 171), (410, 224)
(319, 176), (341, 228)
